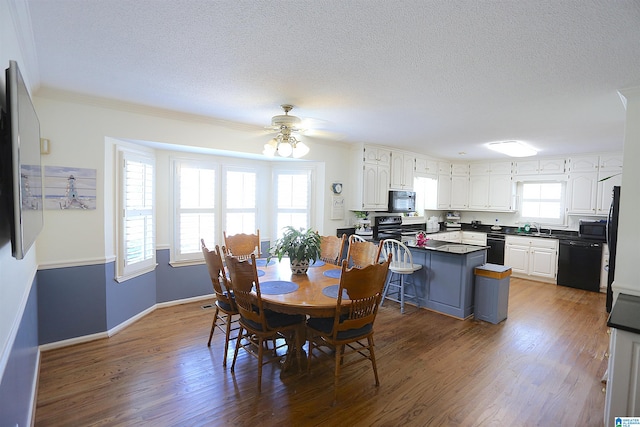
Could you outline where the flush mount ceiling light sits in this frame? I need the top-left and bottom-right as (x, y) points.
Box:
(487, 140), (537, 157)
(263, 104), (309, 159)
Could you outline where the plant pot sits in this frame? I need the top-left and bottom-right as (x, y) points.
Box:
(290, 259), (310, 275)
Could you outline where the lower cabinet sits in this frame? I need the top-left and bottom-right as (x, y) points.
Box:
(408, 248), (487, 319)
(604, 327), (640, 425)
(504, 236), (558, 282)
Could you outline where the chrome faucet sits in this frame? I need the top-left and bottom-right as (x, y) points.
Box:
(532, 223), (541, 234)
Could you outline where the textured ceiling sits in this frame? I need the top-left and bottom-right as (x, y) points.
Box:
(25, 0), (640, 160)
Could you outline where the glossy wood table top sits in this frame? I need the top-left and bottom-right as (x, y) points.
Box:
(257, 258), (343, 317)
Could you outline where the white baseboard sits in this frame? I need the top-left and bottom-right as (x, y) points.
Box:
(39, 293), (215, 351)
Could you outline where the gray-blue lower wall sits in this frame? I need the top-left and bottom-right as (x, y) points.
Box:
(38, 249), (212, 345)
(0, 275), (39, 427)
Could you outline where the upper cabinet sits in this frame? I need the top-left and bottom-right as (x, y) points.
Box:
(567, 153), (623, 215)
(415, 156), (439, 176)
(351, 146), (391, 211)
(468, 161), (515, 211)
(390, 150), (415, 190)
(514, 158), (566, 175)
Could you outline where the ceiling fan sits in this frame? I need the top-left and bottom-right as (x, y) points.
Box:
(263, 104), (309, 158)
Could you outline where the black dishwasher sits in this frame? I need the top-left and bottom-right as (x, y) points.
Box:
(486, 233), (505, 265)
(557, 239), (603, 292)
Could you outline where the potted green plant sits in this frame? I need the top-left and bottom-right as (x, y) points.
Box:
(267, 226), (322, 274)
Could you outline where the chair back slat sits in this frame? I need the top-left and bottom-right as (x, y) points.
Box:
(346, 235), (382, 268)
(381, 239), (415, 269)
(333, 257), (391, 337)
(320, 234), (347, 265)
(225, 253), (265, 328)
(201, 239), (235, 310)
(223, 230), (261, 260)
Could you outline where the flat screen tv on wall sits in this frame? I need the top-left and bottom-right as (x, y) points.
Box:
(1, 60), (43, 260)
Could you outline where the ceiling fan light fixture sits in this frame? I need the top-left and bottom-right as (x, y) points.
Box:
(487, 140), (537, 157)
(277, 140), (293, 157)
(264, 104), (310, 159)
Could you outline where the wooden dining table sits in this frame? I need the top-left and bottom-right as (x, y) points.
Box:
(255, 257), (347, 318)
(250, 257), (347, 373)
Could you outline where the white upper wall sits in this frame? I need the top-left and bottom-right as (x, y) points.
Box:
(33, 93), (353, 266)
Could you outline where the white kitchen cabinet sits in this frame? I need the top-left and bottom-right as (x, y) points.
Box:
(431, 231), (462, 243)
(351, 146), (391, 211)
(505, 236), (558, 282)
(364, 146), (391, 166)
(451, 163), (469, 176)
(467, 160), (514, 211)
(488, 174), (515, 210)
(597, 172), (622, 215)
(461, 231), (487, 246)
(437, 174), (452, 209)
(415, 156), (439, 176)
(514, 158), (566, 175)
(567, 152), (623, 215)
(390, 151), (415, 190)
(450, 175), (469, 209)
(604, 327), (640, 426)
(437, 161), (451, 175)
(468, 175), (490, 210)
(567, 171), (598, 214)
(569, 155), (599, 172)
(362, 162), (390, 210)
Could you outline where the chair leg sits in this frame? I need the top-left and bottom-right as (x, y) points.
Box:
(208, 306), (219, 346)
(400, 274), (406, 314)
(222, 313), (233, 367)
(333, 344), (344, 402)
(368, 335), (380, 386)
(257, 337), (264, 393)
(380, 273), (392, 307)
(231, 326), (244, 373)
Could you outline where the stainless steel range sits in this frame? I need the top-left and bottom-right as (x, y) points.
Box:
(374, 216), (425, 242)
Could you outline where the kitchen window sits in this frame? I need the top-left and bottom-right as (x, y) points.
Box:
(519, 181), (565, 225)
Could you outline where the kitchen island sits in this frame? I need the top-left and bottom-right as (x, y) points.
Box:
(401, 240), (487, 319)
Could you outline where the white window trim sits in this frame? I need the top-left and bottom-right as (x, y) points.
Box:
(517, 181), (566, 226)
(170, 158), (218, 265)
(116, 147), (156, 282)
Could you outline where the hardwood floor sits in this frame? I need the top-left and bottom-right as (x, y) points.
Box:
(35, 278), (610, 426)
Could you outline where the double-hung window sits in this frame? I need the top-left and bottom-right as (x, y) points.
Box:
(117, 149), (155, 281)
(225, 169), (257, 235)
(173, 160), (216, 262)
(274, 169), (311, 238)
(519, 181), (565, 225)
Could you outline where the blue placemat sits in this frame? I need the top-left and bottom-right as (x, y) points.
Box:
(252, 258), (276, 267)
(322, 284), (349, 299)
(259, 280), (299, 295)
(309, 259), (326, 268)
(323, 269), (341, 279)
(257, 269), (265, 277)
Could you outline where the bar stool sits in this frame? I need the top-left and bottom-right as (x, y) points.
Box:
(380, 239), (422, 314)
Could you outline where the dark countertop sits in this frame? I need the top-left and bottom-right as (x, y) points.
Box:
(406, 240), (488, 255)
(607, 293), (640, 334)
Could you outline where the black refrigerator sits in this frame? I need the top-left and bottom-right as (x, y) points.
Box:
(606, 185), (621, 312)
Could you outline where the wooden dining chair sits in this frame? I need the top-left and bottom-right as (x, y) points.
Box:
(306, 256), (392, 402)
(201, 239), (239, 367)
(223, 230), (261, 260)
(225, 253), (306, 392)
(380, 239), (423, 314)
(320, 234), (347, 265)
(346, 234), (382, 268)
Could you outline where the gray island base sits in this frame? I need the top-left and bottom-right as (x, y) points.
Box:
(401, 240), (488, 319)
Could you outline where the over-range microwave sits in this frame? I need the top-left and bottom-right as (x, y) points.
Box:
(578, 219), (606, 241)
(388, 190), (416, 213)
